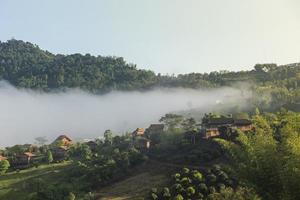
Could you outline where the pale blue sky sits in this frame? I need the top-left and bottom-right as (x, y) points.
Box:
(1, 0), (300, 74)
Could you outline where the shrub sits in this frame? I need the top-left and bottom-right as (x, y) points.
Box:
(0, 160), (10, 174)
(172, 183), (184, 194)
(207, 174), (217, 185)
(209, 186), (216, 194)
(217, 183), (226, 191)
(163, 187), (171, 198)
(192, 170), (203, 183)
(198, 183), (208, 194)
(181, 177), (191, 186)
(186, 186), (196, 197)
(151, 193), (158, 200)
(182, 167), (190, 174)
(173, 194), (184, 200)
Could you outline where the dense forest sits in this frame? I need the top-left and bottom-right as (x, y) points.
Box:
(0, 39), (299, 112)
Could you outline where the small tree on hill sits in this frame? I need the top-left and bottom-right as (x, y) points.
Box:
(46, 150), (53, 164)
(104, 129), (113, 145)
(0, 160), (10, 174)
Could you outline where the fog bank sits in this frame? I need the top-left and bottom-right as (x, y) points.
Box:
(0, 81), (251, 147)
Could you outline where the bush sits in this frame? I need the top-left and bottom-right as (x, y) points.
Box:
(173, 194), (184, 200)
(192, 170), (203, 183)
(149, 166), (259, 200)
(151, 193), (158, 200)
(0, 160), (10, 174)
(209, 186), (216, 194)
(198, 183), (208, 194)
(172, 183), (184, 194)
(180, 177), (191, 186)
(207, 174), (217, 185)
(182, 167), (190, 174)
(163, 187), (171, 199)
(186, 186), (196, 197)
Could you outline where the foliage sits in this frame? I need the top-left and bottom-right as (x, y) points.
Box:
(46, 150), (53, 164)
(0, 160), (10, 174)
(149, 166), (259, 200)
(216, 111), (300, 200)
(0, 39), (299, 112)
(159, 114), (184, 132)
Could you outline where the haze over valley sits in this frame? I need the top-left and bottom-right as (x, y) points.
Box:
(0, 81), (250, 147)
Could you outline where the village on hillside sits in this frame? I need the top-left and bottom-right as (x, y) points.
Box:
(0, 114), (253, 171)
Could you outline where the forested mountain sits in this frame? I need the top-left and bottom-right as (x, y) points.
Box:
(0, 39), (157, 92)
(0, 39), (299, 90)
(0, 39), (299, 109)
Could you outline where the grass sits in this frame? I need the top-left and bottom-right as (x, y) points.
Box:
(0, 159), (195, 200)
(96, 161), (172, 200)
(0, 161), (170, 200)
(0, 162), (70, 200)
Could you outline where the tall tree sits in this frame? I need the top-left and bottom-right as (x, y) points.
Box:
(159, 114), (184, 132)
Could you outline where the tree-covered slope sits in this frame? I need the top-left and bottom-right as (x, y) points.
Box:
(0, 39), (299, 99)
(0, 39), (157, 92)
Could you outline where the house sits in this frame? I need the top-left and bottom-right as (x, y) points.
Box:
(234, 119), (253, 131)
(51, 146), (68, 161)
(53, 135), (72, 147)
(0, 155), (7, 161)
(201, 117), (253, 139)
(202, 128), (220, 139)
(86, 140), (98, 151)
(135, 137), (151, 150)
(51, 135), (73, 161)
(13, 152), (36, 168)
(132, 128), (145, 137)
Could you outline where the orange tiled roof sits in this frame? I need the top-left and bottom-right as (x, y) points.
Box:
(133, 128), (145, 135)
(0, 155), (7, 161)
(23, 152), (36, 157)
(55, 135), (72, 141)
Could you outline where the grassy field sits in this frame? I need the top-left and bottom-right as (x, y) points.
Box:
(0, 162), (70, 200)
(0, 160), (179, 200)
(96, 161), (174, 200)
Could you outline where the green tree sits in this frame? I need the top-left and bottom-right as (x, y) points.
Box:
(104, 130), (113, 145)
(159, 114), (184, 132)
(216, 112), (300, 200)
(0, 160), (10, 174)
(46, 150), (53, 164)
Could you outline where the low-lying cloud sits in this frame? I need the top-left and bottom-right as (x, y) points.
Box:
(0, 81), (251, 147)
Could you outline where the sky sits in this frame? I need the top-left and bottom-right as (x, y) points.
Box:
(1, 0), (300, 74)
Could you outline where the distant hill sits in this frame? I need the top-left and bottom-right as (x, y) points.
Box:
(0, 39), (299, 97)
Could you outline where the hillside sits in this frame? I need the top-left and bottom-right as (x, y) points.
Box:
(0, 39), (299, 93)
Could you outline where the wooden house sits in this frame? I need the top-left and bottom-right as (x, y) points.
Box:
(201, 117), (253, 139)
(135, 137), (151, 150)
(132, 128), (145, 137)
(234, 119), (253, 131)
(51, 135), (73, 161)
(12, 152), (36, 168)
(201, 128), (220, 139)
(51, 146), (68, 161)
